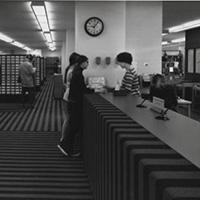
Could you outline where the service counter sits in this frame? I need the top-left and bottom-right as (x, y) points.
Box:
(82, 93), (200, 200)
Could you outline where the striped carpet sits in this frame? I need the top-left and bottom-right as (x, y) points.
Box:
(0, 132), (93, 200)
(0, 77), (94, 200)
(0, 77), (64, 132)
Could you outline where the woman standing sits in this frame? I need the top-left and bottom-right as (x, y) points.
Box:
(58, 55), (93, 157)
(60, 52), (80, 142)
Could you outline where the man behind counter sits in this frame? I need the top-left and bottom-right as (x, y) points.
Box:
(116, 52), (140, 95)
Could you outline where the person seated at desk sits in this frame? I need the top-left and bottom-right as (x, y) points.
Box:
(150, 74), (177, 111)
(116, 52), (140, 95)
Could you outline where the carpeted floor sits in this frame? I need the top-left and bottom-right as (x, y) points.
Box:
(0, 132), (93, 200)
(0, 78), (64, 132)
(0, 77), (94, 200)
(0, 104), (25, 112)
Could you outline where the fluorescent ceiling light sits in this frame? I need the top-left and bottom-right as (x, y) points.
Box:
(162, 33), (167, 36)
(12, 41), (25, 49)
(13, 42), (33, 52)
(31, 6), (46, 16)
(45, 2), (54, 29)
(169, 19), (200, 33)
(50, 47), (56, 51)
(44, 32), (52, 43)
(48, 42), (55, 48)
(49, 47), (56, 51)
(162, 41), (169, 45)
(48, 42), (56, 51)
(24, 47), (32, 51)
(37, 16), (49, 32)
(171, 37), (185, 43)
(0, 32), (13, 43)
(0, 32), (32, 51)
(31, 1), (50, 32)
(31, 1), (56, 50)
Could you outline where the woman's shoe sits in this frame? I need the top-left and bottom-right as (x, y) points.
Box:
(71, 152), (81, 157)
(57, 144), (69, 156)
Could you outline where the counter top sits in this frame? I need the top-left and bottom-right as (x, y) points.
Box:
(101, 93), (200, 168)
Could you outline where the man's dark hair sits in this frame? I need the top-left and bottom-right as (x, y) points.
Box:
(26, 54), (33, 62)
(116, 52), (133, 65)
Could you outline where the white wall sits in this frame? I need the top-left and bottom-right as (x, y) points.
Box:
(126, 1), (162, 75)
(61, 29), (75, 75)
(75, 1), (162, 87)
(65, 29), (75, 67)
(75, 1), (126, 87)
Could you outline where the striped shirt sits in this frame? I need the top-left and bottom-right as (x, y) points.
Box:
(120, 67), (139, 95)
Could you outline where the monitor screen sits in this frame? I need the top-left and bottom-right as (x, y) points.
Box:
(169, 67), (174, 73)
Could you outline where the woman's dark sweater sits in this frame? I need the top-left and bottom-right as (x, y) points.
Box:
(68, 67), (93, 104)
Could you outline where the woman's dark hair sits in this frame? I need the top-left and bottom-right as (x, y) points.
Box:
(72, 55), (88, 72)
(151, 74), (165, 86)
(69, 52), (80, 66)
(78, 55), (88, 65)
(64, 52), (80, 84)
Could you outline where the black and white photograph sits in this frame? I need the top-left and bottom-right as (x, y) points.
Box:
(0, 0), (200, 199)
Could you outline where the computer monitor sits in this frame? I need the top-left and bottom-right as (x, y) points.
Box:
(150, 85), (177, 111)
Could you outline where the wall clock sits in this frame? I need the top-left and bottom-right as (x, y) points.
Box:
(84, 17), (104, 37)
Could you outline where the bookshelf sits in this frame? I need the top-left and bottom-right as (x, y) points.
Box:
(0, 55), (46, 98)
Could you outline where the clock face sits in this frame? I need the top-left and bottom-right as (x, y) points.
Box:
(85, 17), (104, 37)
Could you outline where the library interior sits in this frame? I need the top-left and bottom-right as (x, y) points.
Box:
(0, 1), (200, 200)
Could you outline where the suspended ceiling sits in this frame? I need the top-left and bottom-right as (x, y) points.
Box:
(0, 1), (75, 53)
(0, 1), (200, 53)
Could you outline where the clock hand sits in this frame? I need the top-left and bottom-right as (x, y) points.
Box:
(94, 22), (99, 28)
(91, 21), (99, 28)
